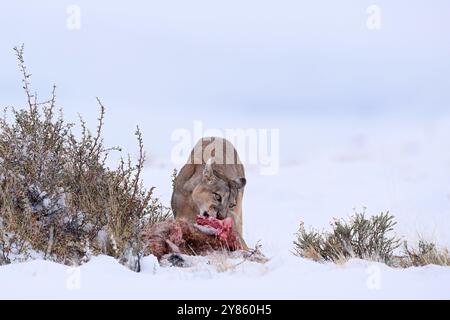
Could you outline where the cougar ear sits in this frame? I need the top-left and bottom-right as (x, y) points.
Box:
(203, 158), (216, 182)
(231, 177), (246, 189)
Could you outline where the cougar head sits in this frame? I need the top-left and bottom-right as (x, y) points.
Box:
(192, 158), (246, 220)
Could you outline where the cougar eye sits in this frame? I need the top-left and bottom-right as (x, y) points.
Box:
(213, 193), (222, 201)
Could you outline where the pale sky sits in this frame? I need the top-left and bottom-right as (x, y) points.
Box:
(1, 1), (449, 160)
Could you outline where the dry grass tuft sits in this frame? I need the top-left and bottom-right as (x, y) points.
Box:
(401, 239), (450, 267)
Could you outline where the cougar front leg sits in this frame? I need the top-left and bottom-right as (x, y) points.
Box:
(233, 190), (249, 250)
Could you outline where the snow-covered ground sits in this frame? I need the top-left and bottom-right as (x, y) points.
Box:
(1, 115), (450, 299)
(1, 0), (450, 300)
(2, 255), (450, 299)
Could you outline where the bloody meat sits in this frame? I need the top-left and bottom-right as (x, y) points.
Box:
(141, 216), (242, 260)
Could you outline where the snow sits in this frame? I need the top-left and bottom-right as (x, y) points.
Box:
(1, 254), (450, 299)
(1, 116), (450, 299)
(1, 0), (450, 299)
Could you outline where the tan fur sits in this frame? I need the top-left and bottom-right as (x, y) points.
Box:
(171, 137), (247, 247)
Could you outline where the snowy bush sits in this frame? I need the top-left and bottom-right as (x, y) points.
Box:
(0, 45), (171, 270)
(294, 211), (450, 268)
(402, 239), (450, 267)
(294, 211), (401, 265)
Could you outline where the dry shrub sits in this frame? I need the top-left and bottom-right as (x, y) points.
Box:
(294, 210), (401, 265)
(0, 45), (171, 271)
(294, 210), (450, 268)
(401, 239), (450, 267)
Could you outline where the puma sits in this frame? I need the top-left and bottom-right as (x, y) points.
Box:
(171, 137), (247, 247)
